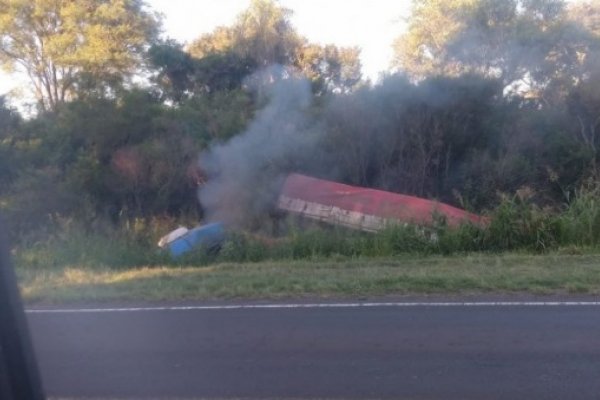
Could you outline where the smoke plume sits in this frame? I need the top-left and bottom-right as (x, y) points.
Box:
(198, 65), (324, 229)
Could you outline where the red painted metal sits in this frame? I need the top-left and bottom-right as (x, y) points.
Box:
(280, 173), (487, 228)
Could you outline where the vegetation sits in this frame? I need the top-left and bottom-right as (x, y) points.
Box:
(3, 0), (600, 297)
(19, 254), (600, 304)
(12, 184), (600, 271)
(0, 0), (159, 111)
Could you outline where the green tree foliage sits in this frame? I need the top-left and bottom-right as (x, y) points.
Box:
(569, 0), (600, 37)
(0, 84), (254, 237)
(188, 0), (299, 66)
(296, 43), (362, 94)
(567, 69), (600, 167)
(392, 0), (478, 79)
(185, 0), (362, 95)
(393, 0), (600, 103)
(322, 75), (502, 202)
(148, 40), (198, 102)
(53, 90), (251, 219)
(3, 0), (600, 240)
(0, 0), (160, 111)
(149, 40), (256, 102)
(0, 96), (21, 191)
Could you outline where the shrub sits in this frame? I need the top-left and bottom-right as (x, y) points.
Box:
(13, 182), (600, 269)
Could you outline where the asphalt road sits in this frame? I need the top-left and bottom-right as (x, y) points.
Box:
(27, 302), (600, 399)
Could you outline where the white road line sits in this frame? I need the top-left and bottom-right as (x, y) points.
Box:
(25, 301), (600, 314)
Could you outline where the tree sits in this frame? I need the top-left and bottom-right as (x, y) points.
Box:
(568, 0), (600, 37)
(149, 40), (256, 102)
(0, 96), (19, 139)
(148, 40), (198, 103)
(296, 43), (362, 94)
(392, 0), (479, 79)
(188, 0), (299, 67)
(186, 0), (362, 95)
(392, 0), (599, 103)
(568, 70), (600, 168)
(322, 73), (502, 201)
(0, 0), (160, 111)
(0, 96), (21, 191)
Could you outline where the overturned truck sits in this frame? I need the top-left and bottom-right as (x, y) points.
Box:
(277, 174), (486, 232)
(161, 173), (487, 256)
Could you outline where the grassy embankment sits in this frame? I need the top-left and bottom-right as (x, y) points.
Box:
(17, 253), (600, 304)
(14, 187), (600, 304)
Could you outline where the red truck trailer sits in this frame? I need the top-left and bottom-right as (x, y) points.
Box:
(278, 174), (487, 232)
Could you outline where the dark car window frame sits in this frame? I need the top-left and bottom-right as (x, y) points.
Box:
(0, 221), (45, 400)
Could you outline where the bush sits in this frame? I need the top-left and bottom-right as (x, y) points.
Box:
(555, 182), (600, 247)
(13, 182), (600, 270)
(484, 189), (558, 252)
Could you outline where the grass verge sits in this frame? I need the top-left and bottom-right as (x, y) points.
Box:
(18, 253), (600, 305)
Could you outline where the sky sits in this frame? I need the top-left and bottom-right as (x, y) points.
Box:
(0, 0), (411, 108)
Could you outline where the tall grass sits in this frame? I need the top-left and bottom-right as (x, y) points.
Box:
(555, 183), (600, 247)
(13, 183), (600, 270)
(13, 216), (182, 269)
